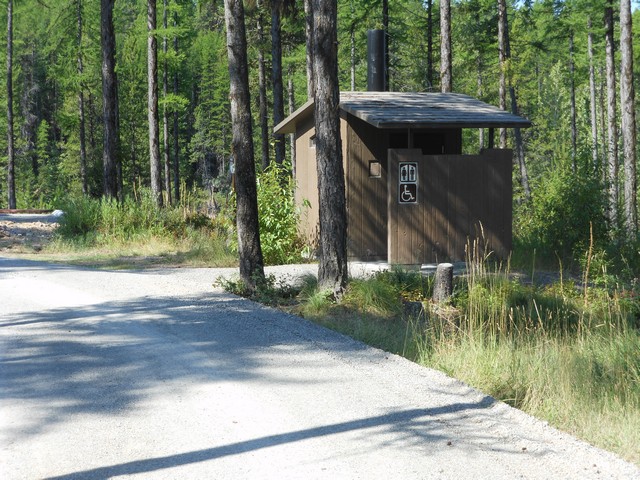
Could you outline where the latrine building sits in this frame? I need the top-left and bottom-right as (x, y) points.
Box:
(274, 91), (531, 265)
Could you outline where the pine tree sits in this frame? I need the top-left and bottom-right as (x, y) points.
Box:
(224, 0), (265, 290)
(312, 0), (348, 295)
(619, 0), (637, 238)
(101, 0), (119, 199)
(6, 0), (16, 208)
(148, 0), (163, 207)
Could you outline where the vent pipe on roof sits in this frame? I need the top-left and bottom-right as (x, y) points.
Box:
(367, 29), (386, 92)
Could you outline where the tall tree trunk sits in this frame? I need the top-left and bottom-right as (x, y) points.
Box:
(223, 0), (265, 290)
(162, 0), (171, 204)
(312, 0), (348, 295)
(257, 0), (269, 169)
(426, 0), (433, 90)
(6, 0), (15, 209)
(440, 0), (452, 92)
(101, 0), (119, 200)
(620, 0), (637, 238)
(569, 31), (577, 171)
(510, 87), (531, 200)
(172, 12), (180, 202)
(304, 0), (314, 99)
(148, 0), (163, 207)
(498, 0), (508, 148)
(499, 0), (530, 201)
(21, 47), (38, 179)
(599, 65), (607, 180)
(271, 0), (285, 165)
(476, 8), (484, 149)
(605, 2), (618, 228)
(588, 17), (599, 172)
(477, 56), (484, 149)
(382, 0), (389, 90)
(350, 0), (356, 91)
(77, 0), (88, 195)
(288, 73), (296, 177)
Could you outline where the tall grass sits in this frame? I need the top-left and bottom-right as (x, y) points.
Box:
(409, 242), (640, 464)
(48, 191), (236, 267)
(295, 244), (640, 463)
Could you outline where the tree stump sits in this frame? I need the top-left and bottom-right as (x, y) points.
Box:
(432, 263), (453, 303)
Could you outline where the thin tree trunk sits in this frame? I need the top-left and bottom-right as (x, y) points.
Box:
(101, 0), (119, 199)
(426, 0), (433, 90)
(162, 0), (171, 204)
(499, 0), (530, 201)
(20, 48), (38, 179)
(620, 0), (637, 238)
(77, 0), (88, 195)
(223, 0), (265, 290)
(605, 2), (618, 228)
(88, 90), (97, 152)
(440, 0), (452, 92)
(383, 0), (389, 90)
(6, 0), (15, 209)
(172, 12), (180, 202)
(288, 74), (296, 177)
(271, 1), (286, 165)
(588, 17), (599, 172)
(257, 0), (269, 169)
(569, 31), (577, 171)
(477, 57), (484, 149)
(498, 0), (508, 148)
(350, 0), (356, 91)
(476, 9), (484, 150)
(148, 0), (163, 207)
(599, 65), (607, 180)
(312, 0), (348, 295)
(304, 0), (314, 99)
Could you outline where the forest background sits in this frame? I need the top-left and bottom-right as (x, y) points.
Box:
(1, 0), (640, 268)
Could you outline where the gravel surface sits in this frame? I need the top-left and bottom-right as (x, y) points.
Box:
(0, 213), (61, 252)
(1, 254), (639, 479)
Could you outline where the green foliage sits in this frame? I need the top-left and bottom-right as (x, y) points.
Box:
(55, 195), (103, 238)
(342, 276), (402, 317)
(55, 189), (217, 244)
(256, 164), (307, 265)
(217, 273), (302, 306)
(515, 163), (607, 260)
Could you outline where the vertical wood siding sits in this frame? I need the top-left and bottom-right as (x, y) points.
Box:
(346, 115), (388, 260)
(388, 149), (512, 264)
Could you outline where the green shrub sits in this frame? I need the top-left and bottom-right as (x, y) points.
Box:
(56, 196), (102, 238)
(515, 164), (607, 260)
(55, 190), (217, 244)
(256, 164), (307, 265)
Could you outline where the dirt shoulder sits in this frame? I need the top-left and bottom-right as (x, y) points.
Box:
(0, 212), (61, 253)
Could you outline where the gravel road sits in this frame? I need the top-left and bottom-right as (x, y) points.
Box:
(1, 255), (639, 480)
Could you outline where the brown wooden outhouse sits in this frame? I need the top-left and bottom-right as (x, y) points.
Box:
(274, 91), (531, 265)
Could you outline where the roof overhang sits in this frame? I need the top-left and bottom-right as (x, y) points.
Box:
(274, 91), (532, 135)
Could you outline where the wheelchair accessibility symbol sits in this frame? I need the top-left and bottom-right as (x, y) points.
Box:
(398, 162), (418, 204)
(399, 184), (418, 204)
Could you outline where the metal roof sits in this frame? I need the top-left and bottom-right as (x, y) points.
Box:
(274, 91), (531, 134)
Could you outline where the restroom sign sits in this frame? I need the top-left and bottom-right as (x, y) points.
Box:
(399, 162), (418, 204)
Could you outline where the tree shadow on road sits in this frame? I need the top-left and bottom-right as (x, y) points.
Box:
(44, 400), (500, 480)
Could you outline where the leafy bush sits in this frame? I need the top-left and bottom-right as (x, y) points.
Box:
(56, 195), (102, 238)
(256, 164), (307, 265)
(55, 190), (216, 243)
(515, 164), (607, 260)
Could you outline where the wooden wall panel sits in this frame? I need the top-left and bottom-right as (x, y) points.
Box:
(294, 116), (319, 243)
(346, 115), (388, 260)
(388, 149), (512, 264)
